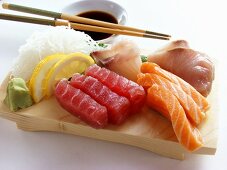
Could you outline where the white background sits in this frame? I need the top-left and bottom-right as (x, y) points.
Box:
(0, 0), (226, 169)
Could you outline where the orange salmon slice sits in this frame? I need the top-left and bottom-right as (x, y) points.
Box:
(147, 84), (203, 151)
(137, 73), (206, 126)
(141, 62), (209, 112)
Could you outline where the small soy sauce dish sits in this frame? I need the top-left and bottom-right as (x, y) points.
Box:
(62, 0), (128, 43)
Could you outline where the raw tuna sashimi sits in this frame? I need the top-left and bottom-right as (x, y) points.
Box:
(70, 74), (130, 124)
(55, 79), (108, 128)
(85, 64), (146, 113)
(137, 73), (205, 125)
(141, 62), (209, 112)
(147, 84), (203, 151)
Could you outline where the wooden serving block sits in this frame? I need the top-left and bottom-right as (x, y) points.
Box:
(0, 73), (218, 160)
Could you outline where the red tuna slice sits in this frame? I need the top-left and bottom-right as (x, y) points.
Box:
(85, 65), (146, 113)
(55, 79), (108, 128)
(70, 74), (130, 124)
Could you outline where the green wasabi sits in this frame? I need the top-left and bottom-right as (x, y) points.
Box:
(4, 78), (33, 112)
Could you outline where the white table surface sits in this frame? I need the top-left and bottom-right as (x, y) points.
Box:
(0, 0), (226, 169)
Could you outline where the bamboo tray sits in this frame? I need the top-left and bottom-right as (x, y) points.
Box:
(0, 73), (218, 160)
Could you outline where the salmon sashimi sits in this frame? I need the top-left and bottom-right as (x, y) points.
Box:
(55, 79), (108, 128)
(137, 73), (206, 125)
(70, 74), (130, 124)
(85, 64), (146, 113)
(140, 62), (209, 112)
(147, 84), (203, 151)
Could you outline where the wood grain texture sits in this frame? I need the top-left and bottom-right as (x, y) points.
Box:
(0, 73), (218, 160)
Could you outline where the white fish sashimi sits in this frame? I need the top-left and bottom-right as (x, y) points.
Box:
(91, 40), (141, 82)
(148, 40), (214, 97)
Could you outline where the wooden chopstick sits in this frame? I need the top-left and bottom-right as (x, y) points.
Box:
(2, 3), (171, 38)
(0, 13), (170, 40)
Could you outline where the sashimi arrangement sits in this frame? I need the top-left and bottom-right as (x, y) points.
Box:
(1, 26), (215, 153)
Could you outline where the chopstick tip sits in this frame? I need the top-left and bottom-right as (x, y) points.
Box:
(2, 3), (9, 9)
(145, 30), (171, 38)
(144, 34), (170, 40)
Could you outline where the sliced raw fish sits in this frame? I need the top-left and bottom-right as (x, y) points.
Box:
(147, 84), (203, 151)
(91, 40), (141, 82)
(70, 74), (130, 124)
(148, 40), (214, 96)
(137, 73), (205, 125)
(85, 64), (146, 113)
(154, 40), (189, 52)
(55, 79), (108, 128)
(141, 62), (209, 112)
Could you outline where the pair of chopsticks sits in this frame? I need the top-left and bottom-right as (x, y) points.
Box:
(0, 3), (171, 40)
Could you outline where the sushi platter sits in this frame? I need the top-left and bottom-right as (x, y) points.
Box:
(0, 55), (218, 160)
(0, 3), (218, 160)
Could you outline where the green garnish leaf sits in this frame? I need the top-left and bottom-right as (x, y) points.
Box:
(140, 55), (148, 62)
(98, 43), (108, 48)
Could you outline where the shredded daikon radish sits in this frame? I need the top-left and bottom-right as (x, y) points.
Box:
(12, 26), (101, 81)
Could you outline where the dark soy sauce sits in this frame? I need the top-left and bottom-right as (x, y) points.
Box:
(77, 11), (118, 40)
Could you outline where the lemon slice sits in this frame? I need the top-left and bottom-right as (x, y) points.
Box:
(29, 54), (65, 103)
(44, 52), (95, 98)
